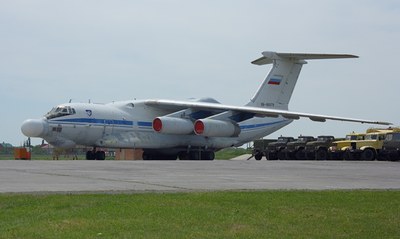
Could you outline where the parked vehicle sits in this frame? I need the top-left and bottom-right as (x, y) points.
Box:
(265, 137), (295, 160)
(252, 139), (276, 160)
(329, 132), (366, 160)
(378, 131), (400, 161)
(305, 135), (337, 160)
(281, 136), (316, 160)
(252, 127), (400, 161)
(341, 128), (394, 160)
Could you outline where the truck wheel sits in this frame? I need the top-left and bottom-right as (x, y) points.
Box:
(361, 149), (375, 161)
(277, 151), (286, 160)
(343, 150), (353, 161)
(267, 152), (277, 160)
(295, 150), (305, 160)
(255, 153), (263, 160)
(395, 151), (400, 161)
(316, 149), (328, 160)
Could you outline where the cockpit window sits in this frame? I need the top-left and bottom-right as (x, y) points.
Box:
(45, 106), (76, 119)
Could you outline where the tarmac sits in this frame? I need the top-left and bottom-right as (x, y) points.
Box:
(0, 159), (399, 194)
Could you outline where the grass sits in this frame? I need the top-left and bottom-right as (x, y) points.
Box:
(0, 190), (399, 238)
(215, 147), (252, 159)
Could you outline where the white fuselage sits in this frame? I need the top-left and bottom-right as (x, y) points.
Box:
(22, 100), (292, 150)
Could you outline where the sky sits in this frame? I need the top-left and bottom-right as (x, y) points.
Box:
(1, 0), (399, 146)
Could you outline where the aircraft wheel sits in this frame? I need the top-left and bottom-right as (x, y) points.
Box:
(202, 151), (214, 160)
(96, 151), (106, 160)
(178, 152), (189, 160)
(86, 151), (95, 160)
(142, 152), (151, 160)
(189, 151), (200, 160)
(161, 154), (177, 160)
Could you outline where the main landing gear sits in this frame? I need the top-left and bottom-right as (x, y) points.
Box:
(142, 149), (215, 160)
(178, 151), (215, 160)
(86, 147), (106, 160)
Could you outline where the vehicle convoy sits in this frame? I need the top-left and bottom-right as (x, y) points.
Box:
(253, 128), (399, 161)
(304, 135), (337, 160)
(379, 131), (400, 161)
(281, 136), (316, 160)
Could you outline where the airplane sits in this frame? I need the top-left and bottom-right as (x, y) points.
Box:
(21, 51), (391, 160)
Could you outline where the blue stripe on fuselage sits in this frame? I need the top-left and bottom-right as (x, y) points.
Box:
(50, 118), (133, 127)
(138, 121), (152, 127)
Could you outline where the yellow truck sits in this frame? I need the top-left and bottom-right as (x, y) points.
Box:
(329, 132), (365, 160)
(334, 132), (366, 150)
(338, 128), (396, 160)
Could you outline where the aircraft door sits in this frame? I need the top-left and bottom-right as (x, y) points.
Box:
(103, 120), (114, 137)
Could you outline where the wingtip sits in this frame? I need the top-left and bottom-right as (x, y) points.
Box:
(376, 121), (393, 126)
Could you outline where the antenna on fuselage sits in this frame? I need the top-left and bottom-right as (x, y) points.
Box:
(88, 99), (91, 103)
(69, 99), (72, 103)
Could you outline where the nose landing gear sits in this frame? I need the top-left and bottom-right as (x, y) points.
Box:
(86, 147), (106, 160)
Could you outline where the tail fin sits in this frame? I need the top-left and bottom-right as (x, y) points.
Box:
(247, 51), (358, 110)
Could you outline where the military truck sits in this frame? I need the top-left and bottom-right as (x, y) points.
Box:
(252, 139), (277, 160)
(378, 130), (400, 161)
(281, 136), (316, 160)
(304, 135), (336, 160)
(265, 136), (295, 160)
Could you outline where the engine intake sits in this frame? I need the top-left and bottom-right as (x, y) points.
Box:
(152, 117), (194, 135)
(194, 119), (241, 137)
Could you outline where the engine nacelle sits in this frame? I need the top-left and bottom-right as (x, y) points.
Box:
(152, 117), (194, 135)
(194, 119), (241, 137)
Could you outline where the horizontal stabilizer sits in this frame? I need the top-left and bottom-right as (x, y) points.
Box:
(252, 51), (358, 65)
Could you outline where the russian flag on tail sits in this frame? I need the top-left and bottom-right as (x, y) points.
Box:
(268, 75), (283, 85)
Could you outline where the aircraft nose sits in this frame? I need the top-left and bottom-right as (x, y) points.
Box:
(21, 119), (48, 137)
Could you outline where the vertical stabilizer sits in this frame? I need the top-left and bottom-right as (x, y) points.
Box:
(247, 51), (358, 110)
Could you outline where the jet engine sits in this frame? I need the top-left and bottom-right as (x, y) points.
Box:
(152, 117), (194, 135)
(194, 119), (241, 137)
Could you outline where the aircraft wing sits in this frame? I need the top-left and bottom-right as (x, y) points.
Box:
(145, 99), (391, 125)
